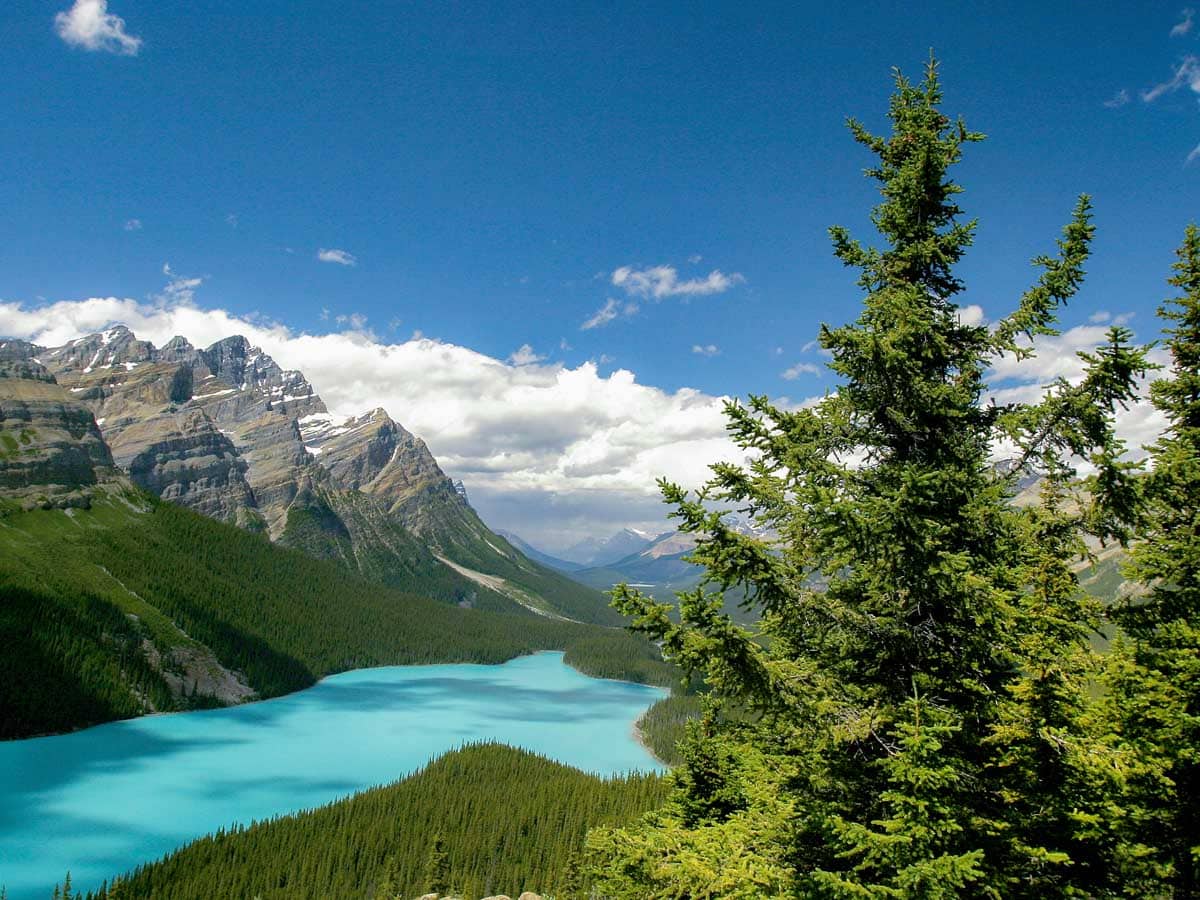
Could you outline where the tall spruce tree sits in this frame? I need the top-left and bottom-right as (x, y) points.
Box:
(588, 57), (1147, 898)
(1108, 224), (1200, 898)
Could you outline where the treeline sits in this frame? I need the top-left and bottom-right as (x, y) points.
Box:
(0, 491), (660, 739)
(0, 585), (175, 738)
(67, 744), (667, 900)
(562, 631), (677, 687)
(563, 631), (710, 765)
(632, 693), (703, 766)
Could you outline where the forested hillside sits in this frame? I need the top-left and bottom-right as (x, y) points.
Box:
(0, 486), (660, 739)
(70, 744), (667, 900)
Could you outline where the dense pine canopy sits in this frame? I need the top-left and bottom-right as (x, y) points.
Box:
(68, 744), (667, 900)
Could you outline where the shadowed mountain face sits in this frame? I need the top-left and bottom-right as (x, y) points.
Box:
(17, 326), (616, 623)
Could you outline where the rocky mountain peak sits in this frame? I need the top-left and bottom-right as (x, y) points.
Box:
(0, 340), (54, 382)
(199, 335), (259, 385)
(158, 335), (201, 364)
(0, 339), (38, 360)
(45, 326), (157, 374)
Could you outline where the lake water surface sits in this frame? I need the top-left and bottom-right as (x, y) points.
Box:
(0, 651), (666, 900)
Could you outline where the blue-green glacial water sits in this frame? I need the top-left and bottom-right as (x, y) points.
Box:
(0, 651), (667, 900)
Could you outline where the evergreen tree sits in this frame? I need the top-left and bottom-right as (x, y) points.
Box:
(588, 57), (1147, 898)
(373, 854), (400, 900)
(423, 832), (450, 895)
(1108, 223), (1200, 898)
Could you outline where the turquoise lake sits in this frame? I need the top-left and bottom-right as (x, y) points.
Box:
(0, 651), (667, 900)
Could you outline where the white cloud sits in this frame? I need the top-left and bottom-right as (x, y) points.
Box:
(692, 344), (720, 357)
(1172, 7), (1195, 36)
(0, 293), (1173, 547)
(987, 321), (1171, 462)
(55, 0), (142, 55)
(123, 218), (142, 231)
(225, 213), (239, 228)
(0, 295), (755, 547)
(156, 265), (203, 305)
(781, 361), (821, 380)
(581, 297), (638, 330)
(508, 344), (545, 366)
(989, 323), (1117, 384)
(800, 338), (834, 358)
(611, 265), (745, 300)
(1104, 88), (1131, 108)
(317, 248), (357, 267)
(1135, 55), (1200, 162)
(688, 254), (704, 264)
(956, 304), (986, 327)
(1141, 56), (1200, 102)
(334, 312), (369, 332)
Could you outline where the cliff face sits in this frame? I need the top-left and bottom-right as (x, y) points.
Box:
(0, 340), (115, 499)
(299, 408), (446, 509)
(20, 325), (613, 622)
(40, 329), (260, 527)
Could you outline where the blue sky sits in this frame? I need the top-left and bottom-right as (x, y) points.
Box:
(1, 1), (1197, 546)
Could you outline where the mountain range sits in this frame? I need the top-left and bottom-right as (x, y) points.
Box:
(0, 326), (646, 738)
(517, 514), (772, 596)
(1, 326), (614, 625)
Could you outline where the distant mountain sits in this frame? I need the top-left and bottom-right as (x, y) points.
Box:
(560, 527), (660, 567)
(573, 529), (702, 596)
(11, 326), (618, 625)
(569, 513), (769, 594)
(496, 530), (584, 573)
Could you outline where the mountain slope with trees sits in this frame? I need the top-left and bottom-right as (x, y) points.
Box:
(0, 486), (624, 739)
(25, 330), (617, 624)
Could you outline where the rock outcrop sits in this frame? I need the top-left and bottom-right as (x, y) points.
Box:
(37, 329), (259, 525)
(0, 340), (116, 500)
(300, 407), (447, 510)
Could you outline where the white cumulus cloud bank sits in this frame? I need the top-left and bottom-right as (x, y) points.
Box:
(0, 296), (747, 548)
(0, 296), (1170, 548)
(55, 0), (141, 55)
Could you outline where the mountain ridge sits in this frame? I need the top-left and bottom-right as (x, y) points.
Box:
(6, 326), (618, 625)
